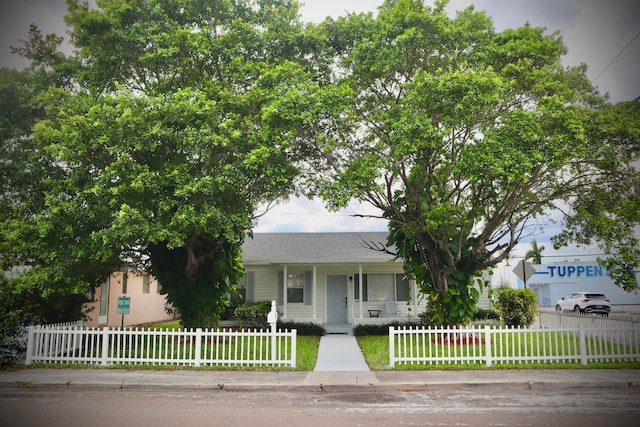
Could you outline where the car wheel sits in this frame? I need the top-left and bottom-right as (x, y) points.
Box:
(573, 306), (581, 313)
(555, 305), (562, 312)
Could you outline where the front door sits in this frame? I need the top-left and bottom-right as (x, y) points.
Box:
(327, 275), (348, 323)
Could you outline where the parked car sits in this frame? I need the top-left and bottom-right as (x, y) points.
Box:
(555, 292), (611, 316)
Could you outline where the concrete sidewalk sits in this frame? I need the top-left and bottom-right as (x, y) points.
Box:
(3, 334), (639, 392)
(314, 335), (369, 372)
(1, 368), (639, 392)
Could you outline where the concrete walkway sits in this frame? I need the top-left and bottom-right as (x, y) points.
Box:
(314, 335), (369, 372)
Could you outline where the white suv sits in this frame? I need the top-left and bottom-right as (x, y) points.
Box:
(555, 292), (611, 316)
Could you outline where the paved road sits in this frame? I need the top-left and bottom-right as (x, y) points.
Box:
(1, 386), (639, 427)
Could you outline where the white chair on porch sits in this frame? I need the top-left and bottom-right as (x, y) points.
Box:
(385, 300), (398, 317)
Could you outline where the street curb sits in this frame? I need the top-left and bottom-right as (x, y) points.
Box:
(1, 380), (637, 392)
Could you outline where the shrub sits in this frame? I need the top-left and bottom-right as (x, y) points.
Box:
(277, 320), (326, 336)
(352, 321), (421, 336)
(418, 299), (446, 326)
(233, 300), (271, 328)
(495, 288), (538, 327)
(472, 308), (500, 321)
(0, 314), (28, 367)
(0, 276), (36, 366)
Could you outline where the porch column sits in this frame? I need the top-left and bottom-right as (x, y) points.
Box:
(283, 265), (288, 319)
(412, 279), (418, 315)
(312, 265), (317, 320)
(358, 265), (363, 319)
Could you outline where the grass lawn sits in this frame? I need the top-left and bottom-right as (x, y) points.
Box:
(357, 334), (640, 370)
(357, 335), (390, 370)
(132, 320), (320, 371)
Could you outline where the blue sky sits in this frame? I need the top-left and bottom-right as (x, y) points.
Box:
(1, 1), (638, 258)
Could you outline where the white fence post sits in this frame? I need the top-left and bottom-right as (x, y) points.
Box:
(101, 327), (110, 366)
(484, 325), (492, 367)
(267, 300), (278, 364)
(579, 325), (588, 366)
(194, 328), (202, 367)
(290, 329), (297, 368)
(389, 326), (396, 368)
(25, 326), (35, 365)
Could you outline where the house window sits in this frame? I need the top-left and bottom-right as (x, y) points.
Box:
(142, 275), (150, 294)
(354, 273), (410, 302)
(287, 272), (305, 303)
(121, 272), (128, 294)
(278, 271), (312, 305)
(354, 274), (368, 301)
(99, 279), (109, 317)
(235, 271), (254, 302)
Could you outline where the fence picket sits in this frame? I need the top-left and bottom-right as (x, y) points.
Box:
(389, 324), (640, 367)
(25, 325), (296, 368)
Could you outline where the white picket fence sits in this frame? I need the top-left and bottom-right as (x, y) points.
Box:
(389, 325), (640, 367)
(25, 326), (297, 368)
(539, 311), (640, 329)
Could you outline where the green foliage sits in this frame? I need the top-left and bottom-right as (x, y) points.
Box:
(234, 301), (272, 329)
(2, 0), (310, 329)
(494, 288), (538, 327)
(0, 275), (29, 366)
(277, 320), (326, 336)
(472, 308), (500, 321)
(551, 99), (640, 291)
(2, 0), (638, 334)
(410, 266), (487, 326)
(0, 270), (91, 367)
(292, 0), (639, 321)
(352, 321), (420, 336)
(525, 240), (545, 265)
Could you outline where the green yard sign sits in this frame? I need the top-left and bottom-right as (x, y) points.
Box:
(117, 296), (131, 315)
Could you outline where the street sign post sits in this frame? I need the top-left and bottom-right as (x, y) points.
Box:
(117, 296), (131, 327)
(513, 260), (536, 289)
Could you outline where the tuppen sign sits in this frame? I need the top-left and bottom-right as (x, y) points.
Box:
(546, 264), (606, 279)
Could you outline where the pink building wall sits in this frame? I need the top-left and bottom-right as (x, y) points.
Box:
(84, 271), (176, 327)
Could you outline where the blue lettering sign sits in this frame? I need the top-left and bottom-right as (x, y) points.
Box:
(546, 264), (605, 278)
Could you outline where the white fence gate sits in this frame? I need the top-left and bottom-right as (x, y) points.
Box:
(389, 325), (640, 367)
(26, 326), (297, 368)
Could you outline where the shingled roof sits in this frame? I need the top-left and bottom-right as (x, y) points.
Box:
(242, 232), (397, 265)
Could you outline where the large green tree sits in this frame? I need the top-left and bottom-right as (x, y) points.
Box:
(282, 0), (640, 324)
(2, 0), (310, 327)
(0, 24), (100, 325)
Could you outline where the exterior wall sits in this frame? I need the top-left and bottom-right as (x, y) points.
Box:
(526, 262), (640, 307)
(84, 262), (495, 328)
(84, 271), (176, 327)
(245, 262), (428, 325)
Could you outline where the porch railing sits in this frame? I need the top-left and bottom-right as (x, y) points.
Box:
(26, 326), (297, 368)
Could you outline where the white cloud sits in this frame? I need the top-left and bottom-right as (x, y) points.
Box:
(254, 197), (387, 233)
(299, 0), (381, 22)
